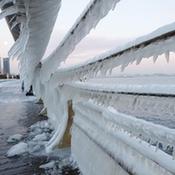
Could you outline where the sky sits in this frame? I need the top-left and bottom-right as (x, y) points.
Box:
(0, 0), (175, 75)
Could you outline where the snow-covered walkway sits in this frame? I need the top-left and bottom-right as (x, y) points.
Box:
(0, 80), (79, 175)
(0, 80), (46, 174)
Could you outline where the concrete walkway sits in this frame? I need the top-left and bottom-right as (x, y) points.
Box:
(0, 80), (47, 175)
(0, 80), (79, 175)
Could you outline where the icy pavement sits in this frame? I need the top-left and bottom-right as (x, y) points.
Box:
(0, 79), (36, 103)
(0, 79), (80, 175)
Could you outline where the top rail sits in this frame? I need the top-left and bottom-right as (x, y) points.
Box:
(40, 0), (121, 82)
(49, 24), (175, 88)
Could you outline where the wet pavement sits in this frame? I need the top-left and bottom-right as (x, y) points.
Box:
(0, 80), (79, 175)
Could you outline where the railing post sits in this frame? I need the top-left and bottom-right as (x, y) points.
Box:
(58, 100), (74, 148)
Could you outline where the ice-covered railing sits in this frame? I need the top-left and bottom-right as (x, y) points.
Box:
(40, 0), (121, 82)
(60, 82), (175, 117)
(49, 22), (175, 86)
(57, 82), (175, 159)
(0, 0), (61, 89)
(73, 102), (175, 174)
(2, 0), (175, 171)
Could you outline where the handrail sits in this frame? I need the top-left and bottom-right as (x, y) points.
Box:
(40, 0), (121, 82)
(49, 24), (175, 86)
(60, 83), (175, 118)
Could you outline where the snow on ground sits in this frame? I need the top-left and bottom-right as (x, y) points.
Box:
(6, 118), (54, 157)
(0, 79), (79, 174)
(6, 118), (79, 174)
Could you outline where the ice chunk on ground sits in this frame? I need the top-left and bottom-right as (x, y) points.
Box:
(7, 134), (23, 143)
(39, 160), (55, 169)
(6, 142), (28, 157)
(33, 133), (47, 141)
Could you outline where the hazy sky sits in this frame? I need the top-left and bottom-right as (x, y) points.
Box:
(0, 0), (175, 75)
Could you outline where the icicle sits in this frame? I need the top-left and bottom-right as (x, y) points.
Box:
(152, 54), (158, 63)
(0, 5), (18, 20)
(149, 139), (152, 147)
(155, 142), (159, 152)
(162, 143), (168, 151)
(8, 39), (21, 59)
(108, 67), (113, 76)
(9, 14), (16, 23)
(11, 16), (26, 30)
(120, 66), (125, 72)
(165, 51), (170, 62)
(100, 68), (108, 76)
(136, 57), (143, 65)
(23, 0), (30, 17)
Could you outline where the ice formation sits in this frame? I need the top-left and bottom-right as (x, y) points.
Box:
(72, 98), (175, 157)
(72, 102), (175, 174)
(49, 22), (175, 86)
(6, 142), (28, 157)
(40, 0), (121, 82)
(0, 0), (61, 89)
(60, 82), (175, 117)
(7, 134), (23, 143)
(5, 115), (77, 175)
(1, 0), (175, 174)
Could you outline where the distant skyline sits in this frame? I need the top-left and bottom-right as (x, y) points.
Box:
(3, 57), (10, 75)
(0, 0), (175, 75)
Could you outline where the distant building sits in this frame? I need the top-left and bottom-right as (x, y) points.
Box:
(0, 57), (1, 74)
(3, 57), (10, 75)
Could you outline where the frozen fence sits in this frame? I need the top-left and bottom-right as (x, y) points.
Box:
(72, 101), (175, 175)
(61, 83), (175, 117)
(1, 0), (175, 175)
(49, 24), (175, 86)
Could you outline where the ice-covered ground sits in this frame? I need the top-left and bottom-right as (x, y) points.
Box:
(0, 79), (37, 103)
(0, 79), (80, 175)
(6, 119), (79, 175)
(6, 118), (79, 175)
